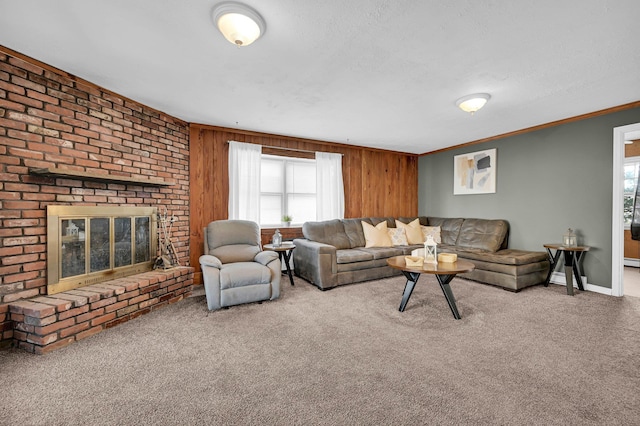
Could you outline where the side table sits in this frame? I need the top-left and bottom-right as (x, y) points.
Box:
(543, 244), (591, 295)
(264, 243), (296, 286)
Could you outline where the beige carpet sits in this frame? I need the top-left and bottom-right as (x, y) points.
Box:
(1, 275), (639, 425)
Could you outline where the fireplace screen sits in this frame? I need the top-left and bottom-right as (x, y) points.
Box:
(47, 206), (157, 295)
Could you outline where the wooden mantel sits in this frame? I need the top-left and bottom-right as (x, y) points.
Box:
(30, 167), (175, 187)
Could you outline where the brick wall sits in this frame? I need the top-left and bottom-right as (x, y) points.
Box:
(0, 49), (191, 347)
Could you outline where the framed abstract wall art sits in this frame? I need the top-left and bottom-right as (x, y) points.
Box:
(453, 148), (496, 195)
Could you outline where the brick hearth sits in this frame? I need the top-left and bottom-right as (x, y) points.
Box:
(8, 267), (193, 354)
(0, 49), (192, 348)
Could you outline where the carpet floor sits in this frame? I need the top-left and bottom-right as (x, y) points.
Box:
(1, 275), (639, 425)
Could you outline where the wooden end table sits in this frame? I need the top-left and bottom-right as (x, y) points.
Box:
(264, 243), (296, 286)
(387, 256), (475, 319)
(543, 244), (591, 295)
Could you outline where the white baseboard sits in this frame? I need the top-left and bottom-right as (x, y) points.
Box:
(548, 272), (611, 296)
(624, 258), (640, 267)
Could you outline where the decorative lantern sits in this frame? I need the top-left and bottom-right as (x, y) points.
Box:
(424, 235), (438, 264)
(66, 221), (79, 237)
(563, 228), (577, 247)
(272, 229), (282, 247)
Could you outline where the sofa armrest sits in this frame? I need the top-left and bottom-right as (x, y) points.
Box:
(262, 255), (282, 300)
(254, 252), (281, 299)
(199, 254), (222, 269)
(255, 250), (278, 266)
(199, 255), (222, 310)
(292, 238), (337, 289)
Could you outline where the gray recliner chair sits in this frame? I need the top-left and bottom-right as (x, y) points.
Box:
(199, 220), (281, 311)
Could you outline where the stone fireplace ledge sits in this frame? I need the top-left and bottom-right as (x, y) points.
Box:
(7, 267), (194, 355)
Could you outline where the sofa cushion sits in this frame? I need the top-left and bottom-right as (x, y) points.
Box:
(395, 218), (423, 244)
(388, 227), (408, 246)
(456, 219), (508, 252)
(303, 219), (351, 249)
(206, 220), (261, 262)
(454, 248), (547, 266)
(219, 262), (272, 289)
(336, 258), (390, 273)
(357, 247), (405, 259)
(427, 217), (464, 245)
(362, 221), (393, 247)
(461, 257), (548, 275)
(336, 248), (374, 264)
(212, 244), (261, 264)
(342, 218), (367, 248)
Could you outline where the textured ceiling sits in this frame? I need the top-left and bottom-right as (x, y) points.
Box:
(1, 1), (639, 154)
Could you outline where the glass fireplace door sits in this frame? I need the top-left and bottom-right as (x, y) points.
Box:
(47, 206), (157, 295)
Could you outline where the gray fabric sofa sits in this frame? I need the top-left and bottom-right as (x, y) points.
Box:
(292, 216), (549, 292)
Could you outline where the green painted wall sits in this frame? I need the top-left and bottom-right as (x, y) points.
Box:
(418, 107), (640, 288)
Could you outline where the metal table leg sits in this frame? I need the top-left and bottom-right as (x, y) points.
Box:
(398, 271), (462, 319)
(564, 250), (575, 295)
(279, 251), (295, 286)
(435, 274), (461, 320)
(573, 251), (586, 291)
(544, 248), (562, 287)
(399, 271), (420, 312)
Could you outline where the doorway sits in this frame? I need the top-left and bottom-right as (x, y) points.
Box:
(612, 122), (640, 297)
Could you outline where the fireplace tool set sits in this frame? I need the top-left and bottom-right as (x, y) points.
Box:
(155, 207), (180, 269)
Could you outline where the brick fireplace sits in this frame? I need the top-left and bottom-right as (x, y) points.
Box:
(0, 48), (193, 351)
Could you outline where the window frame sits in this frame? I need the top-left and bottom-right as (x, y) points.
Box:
(259, 154), (316, 227)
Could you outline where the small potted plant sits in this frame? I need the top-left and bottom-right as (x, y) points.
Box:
(282, 214), (293, 227)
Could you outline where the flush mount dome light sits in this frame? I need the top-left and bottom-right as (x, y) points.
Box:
(212, 2), (266, 47)
(455, 93), (491, 114)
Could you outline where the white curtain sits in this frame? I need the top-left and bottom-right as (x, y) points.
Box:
(316, 151), (345, 220)
(228, 141), (262, 222)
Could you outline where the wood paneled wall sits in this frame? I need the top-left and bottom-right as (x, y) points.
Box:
(189, 124), (418, 283)
(625, 140), (640, 157)
(624, 230), (640, 259)
(260, 227), (304, 247)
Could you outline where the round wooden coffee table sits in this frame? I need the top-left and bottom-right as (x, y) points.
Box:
(387, 256), (475, 319)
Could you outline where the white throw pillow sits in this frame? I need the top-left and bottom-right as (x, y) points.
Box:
(387, 227), (408, 246)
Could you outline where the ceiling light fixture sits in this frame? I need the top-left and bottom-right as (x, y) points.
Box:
(455, 93), (491, 114)
(212, 2), (266, 47)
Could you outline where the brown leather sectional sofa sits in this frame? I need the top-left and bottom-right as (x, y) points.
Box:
(292, 216), (549, 291)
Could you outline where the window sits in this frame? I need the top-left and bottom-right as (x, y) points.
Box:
(624, 156), (640, 228)
(260, 155), (316, 226)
